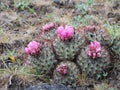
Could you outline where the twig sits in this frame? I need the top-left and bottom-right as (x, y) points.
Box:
(1, 58), (11, 73)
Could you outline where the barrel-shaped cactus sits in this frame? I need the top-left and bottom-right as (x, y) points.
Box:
(40, 22), (58, 42)
(27, 42), (57, 75)
(84, 25), (111, 46)
(53, 25), (85, 60)
(111, 38), (120, 59)
(77, 42), (110, 76)
(53, 61), (79, 86)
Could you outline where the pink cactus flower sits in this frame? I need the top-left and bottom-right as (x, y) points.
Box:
(25, 41), (41, 55)
(49, 22), (55, 28)
(57, 25), (74, 41)
(88, 41), (102, 59)
(57, 64), (69, 75)
(42, 22), (55, 31)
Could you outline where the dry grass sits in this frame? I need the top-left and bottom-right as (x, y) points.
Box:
(32, 0), (53, 6)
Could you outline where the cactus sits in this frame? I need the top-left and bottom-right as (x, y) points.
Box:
(27, 43), (57, 75)
(53, 61), (79, 86)
(40, 22), (58, 42)
(77, 42), (110, 76)
(84, 25), (111, 46)
(25, 23), (115, 86)
(110, 38), (120, 59)
(53, 25), (85, 60)
(94, 83), (117, 90)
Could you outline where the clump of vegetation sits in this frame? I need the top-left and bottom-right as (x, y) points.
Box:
(72, 15), (96, 28)
(0, 0), (119, 89)
(0, 1), (5, 11)
(75, 0), (95, 15)
(14, 0), (35, 13)
(24, 22), (119, 87)
(0, 49), (48, 89)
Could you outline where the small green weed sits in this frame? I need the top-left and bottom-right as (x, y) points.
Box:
(72, 15), (95, 28)
(0, 28), (4, 35)
(78, 73), (88, 86)
(75, 0), (95, 15)
(96, 71), (108, 80)
(104, 22), (120, 39)
(0, 1), (5, 10)
(14, 0), (35, 14)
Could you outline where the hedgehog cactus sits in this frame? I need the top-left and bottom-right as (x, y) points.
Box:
(111, 38), (120, 59)
(77, 41), (110, 76)
(27, 43), (57, 75)
(84, 25), (111, 46)
(25, 22), (116, 86)
(54, 61), (79, 86)
(40, 22), (58, 42)
(53, 25), (85, 60)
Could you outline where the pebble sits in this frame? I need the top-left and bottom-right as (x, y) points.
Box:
(25, 83), (74, 90)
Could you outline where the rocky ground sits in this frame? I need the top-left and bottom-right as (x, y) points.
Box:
(0, 0), (120, 90)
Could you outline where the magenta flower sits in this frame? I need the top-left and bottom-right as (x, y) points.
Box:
(57, 64), (69, 75)
(42, 22), (55, 31)
(88, 41), (102, 59)
(25, 41), (41, 55)
(57, 25), (74, 41)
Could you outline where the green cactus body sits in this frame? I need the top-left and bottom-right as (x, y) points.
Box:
(53, 61), (79, 86)
(94, 83), (117, 90)
(41, 28), (57, 42)
(77, 46), (110, 76)
(25, 23), (115, 86)
(53, 31), (85, 61)
(111, 40), (120, 56)
(28, 43), (57, 75)
(84, 25), (111, 46)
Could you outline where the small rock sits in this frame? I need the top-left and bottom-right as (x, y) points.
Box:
(107, 12), (115, 18)
(53, 0), (64, 5)
(108, 18), (116, 24)
(115, 13), (120, 20)
(117, 21), (120, 26)
(25, 83), (50, 90)
(113, 1), (120, 9)
(50, 84), (73, 90)
(53, 0), (75, 8)
(25, 83), (74, 90)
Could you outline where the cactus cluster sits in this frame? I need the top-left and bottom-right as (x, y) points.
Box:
(25, 22), (119, 86)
